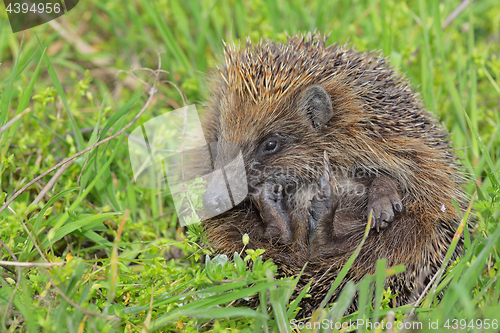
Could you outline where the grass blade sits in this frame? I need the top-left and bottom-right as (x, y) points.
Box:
(463, 110), (500, 187)
(0, 34), (25, 127)
(36, 35), (84, 150)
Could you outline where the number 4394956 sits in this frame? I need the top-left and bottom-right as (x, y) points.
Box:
(444, 319), (498, 330)
(6, 2), (61, 14)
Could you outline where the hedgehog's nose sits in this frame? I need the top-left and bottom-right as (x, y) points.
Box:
(202, 175), (232, 215)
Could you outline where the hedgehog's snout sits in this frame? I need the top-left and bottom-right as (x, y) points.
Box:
(203, 144), (249, 217)
(203, 165), (242, 216)
(203, 174), (232, 215)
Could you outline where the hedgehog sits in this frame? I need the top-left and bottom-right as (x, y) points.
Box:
(198, 33), (468, 316)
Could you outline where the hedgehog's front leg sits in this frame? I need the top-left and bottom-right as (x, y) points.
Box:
(307, 157), (339, 257)
(364, 175), (403, 232)
(255, 183), (292, 244)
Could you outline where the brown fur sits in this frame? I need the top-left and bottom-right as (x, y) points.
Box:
(199, 33), (468, 316)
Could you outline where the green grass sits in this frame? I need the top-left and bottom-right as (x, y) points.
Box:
(1, 0), (500, 331)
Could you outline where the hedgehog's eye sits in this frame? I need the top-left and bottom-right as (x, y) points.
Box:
(262, 139), (279, 155)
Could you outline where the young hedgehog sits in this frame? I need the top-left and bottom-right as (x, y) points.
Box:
(199, 33), (468, 315)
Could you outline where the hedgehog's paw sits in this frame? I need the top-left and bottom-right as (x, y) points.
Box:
(365, 176), (403, 232)
(307, 160), (339, 248)
(364, 196), (401, 232)
(256, 183), (292, 244)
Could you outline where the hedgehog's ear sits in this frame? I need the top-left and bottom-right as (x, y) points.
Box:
(299, 85), (333, 129)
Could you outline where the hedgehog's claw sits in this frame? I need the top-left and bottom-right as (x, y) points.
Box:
(366, 196), (396, 232)
(365, 175), (403, 232)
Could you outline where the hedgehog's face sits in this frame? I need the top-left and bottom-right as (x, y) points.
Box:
(202, 85), (334, 216)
